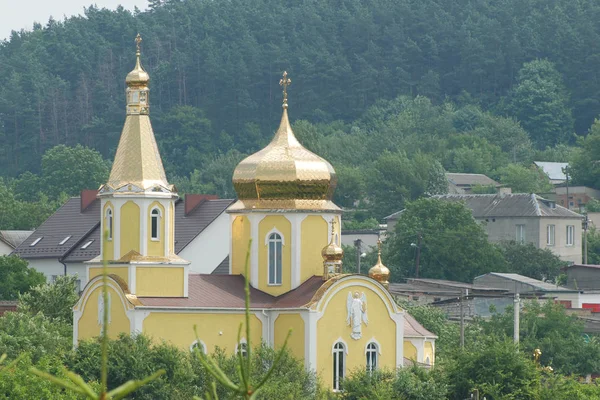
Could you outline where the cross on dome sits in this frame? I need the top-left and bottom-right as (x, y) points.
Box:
(279, 71), (291, 109)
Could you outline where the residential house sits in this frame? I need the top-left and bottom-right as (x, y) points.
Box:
(434, 193), (583, 263)
(0, 230), (33, 255)
(11, 190), (233, 290)
(445, 173), (502, 194)
(534, 161), (568, 186)
(553, 186), (600, 212)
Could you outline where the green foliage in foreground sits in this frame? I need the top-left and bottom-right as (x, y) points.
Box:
(18, 275), (80, 324)
(0, 255), (45, 300)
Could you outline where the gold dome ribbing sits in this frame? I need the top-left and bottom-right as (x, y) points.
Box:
(231, 72), (338, 211)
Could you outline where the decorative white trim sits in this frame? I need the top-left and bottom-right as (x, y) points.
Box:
(139, 199), (148, 255)
(264, 227), (285, 245)
(254, 311), (271, 346)
(183, 265), (189, 298)
(190, 339), (208, 353)
(229, 215), (234, 274)
(409, 338), (425, 363)
(290, 214), (308, 289)
(131, 309), (150, 334)
(129, 265), (137, 294)
(150, 205), (161, 241)
(365, 338), (382, 355)
(301, 311), (320, 370)
(114, 199), (121, 259)
(332, 337), (349, 355)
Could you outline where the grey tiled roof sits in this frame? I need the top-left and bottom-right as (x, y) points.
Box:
(211, 256), (230, 275)
(434, 193), (582, 219)
(446, 173), (500, 187)
(14, 196), (233, 273)
(12, 198), (100, 259)
(475, 273), (574, 292)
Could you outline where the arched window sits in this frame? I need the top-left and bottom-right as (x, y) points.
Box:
(268, 232), (283, 285)
(105, 208), (113, 240)
(333, 342), (346, 391)
(151, 208), (160, 240)
(190, 340), (207, 354)
(366, 342), (378, 373)
(236, 341), (248, 358)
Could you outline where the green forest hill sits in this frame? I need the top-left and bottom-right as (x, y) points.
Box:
(2, 0), (600, 228)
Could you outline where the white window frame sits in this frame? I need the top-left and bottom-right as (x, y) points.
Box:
(236, 339), (248, 357)
(81, 240), (94, 249)
(266, 230), (284, 286)
(105, 207), (113, 241)
(150, 207), (161, 241)
(190, 340), (207, 354)
(566, 225), (574, 246)
(547, 224), (555, 246)
(365, 342), (379, 373)
(59, 236), (72, 245)
(516, 225), (525, 243)
(30, 237), (43, 246)
(332, 341), (346, 391)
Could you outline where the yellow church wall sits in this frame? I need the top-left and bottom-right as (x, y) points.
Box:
(135, 267), (184, 297)
(147, 201), (165, 257)
(404, 341), (417, 361)
(258, 216), (291, 296)
(317, 280), (397, 389)
(231, 216), (251, 276)
(78, 284), (130, 341)
(274, 313), (305, 361)
(301, 216), (328, 281)
(424, 341), (434, 365)
(121, 201), (140, 256)
(142, 312), (262, 353)
(103, 202), (114, 260)
(89, 267), (129, 284)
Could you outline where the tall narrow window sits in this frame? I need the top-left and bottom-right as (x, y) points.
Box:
(106, 208), (113, 240)
(566, 225), (574, 246)
(268, 233), (283, 285)
(366, 342), (378, 373)
(151, 208), (160, 240)
(547, 224), (555, 246)
(236, 341), (248, 357)
(516, 224), (525, 243)
(333, 342), (346, 391)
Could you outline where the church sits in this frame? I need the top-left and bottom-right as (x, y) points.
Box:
(73, 35), (436, 390)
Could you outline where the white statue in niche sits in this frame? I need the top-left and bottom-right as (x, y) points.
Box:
(98, 292), (112, 326)
(347, 291), (368, 340)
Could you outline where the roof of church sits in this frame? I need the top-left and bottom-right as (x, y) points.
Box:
(404, 313), (437, 338)
(138, 275), (324, 309)
(12, 195), (233, 270)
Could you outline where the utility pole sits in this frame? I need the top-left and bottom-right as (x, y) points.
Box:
(415, 232), (422, 278)
(354, 239), (362, 274)
(460, 289), (466, 349)
(514, 293), (520, 344)
(583, 216), (589, 264)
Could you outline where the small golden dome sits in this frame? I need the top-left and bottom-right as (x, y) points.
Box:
(322, 236), (344, 262)
(369, 239), (390, 288)
(126, 34), (149, 87)
(232, 72), (337, 209)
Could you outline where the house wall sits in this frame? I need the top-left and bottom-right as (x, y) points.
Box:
(28, 259), (86, 289)
(341, 232), (380, 249)
(538, 217), (582, 264)
(589, 212), (600, 228)
(179, 212), (230, 274)
(476, 217), (540, 247)
(0, 241), (13, 256)
(566, 268), (600, 290)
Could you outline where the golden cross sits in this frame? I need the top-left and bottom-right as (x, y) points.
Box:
(377, 237), (382, 254)
(135, 33), (142, 54)
(330, 218), (337, 240)
(279, 71), (291, 108)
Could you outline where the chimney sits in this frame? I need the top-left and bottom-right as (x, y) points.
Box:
(185, 194), (219, 216)
(81, 190), (99, 212)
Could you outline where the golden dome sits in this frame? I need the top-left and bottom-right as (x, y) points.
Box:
(322, 232), (344, 262)
(231, 72), (337, 211)
(126, 34), (149, 87)
(369, 239), (390, 288)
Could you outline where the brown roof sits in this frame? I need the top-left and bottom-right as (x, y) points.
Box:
(404, 313), (437, 338)
(12, 197), (100, 260)
(139, 275), (325, 309)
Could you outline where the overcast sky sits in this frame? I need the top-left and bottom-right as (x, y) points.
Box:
(0, 0), (148, 41)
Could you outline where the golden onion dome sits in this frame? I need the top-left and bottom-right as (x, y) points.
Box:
(231, 72), (337, 210)
(322, 230), (344, 262)
(369, 239), (390, 288)
(126, 34), (150, 87)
